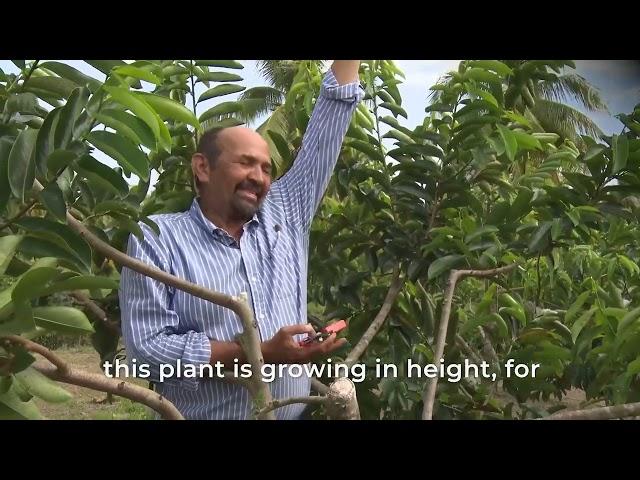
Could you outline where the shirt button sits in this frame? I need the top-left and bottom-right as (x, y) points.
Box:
(259, 314), (265, 320)
(252, 276), (257, 282)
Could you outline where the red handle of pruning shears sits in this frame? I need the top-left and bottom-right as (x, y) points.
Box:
(299, 320), (347, 347)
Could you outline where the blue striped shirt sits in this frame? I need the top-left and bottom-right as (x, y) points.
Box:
(119, 69), (363, 419)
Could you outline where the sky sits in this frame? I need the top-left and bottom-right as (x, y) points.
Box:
(2, 59), (639, 183)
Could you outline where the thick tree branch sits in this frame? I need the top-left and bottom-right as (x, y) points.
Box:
(542, 402), (640, 420)
(344, 265), (404, 368)
(2, 336), (183, 420)
(325, 377), (360, 419)
(422, 263), (518, 420)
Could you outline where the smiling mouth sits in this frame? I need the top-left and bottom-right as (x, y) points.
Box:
(237, 189), (259, 202)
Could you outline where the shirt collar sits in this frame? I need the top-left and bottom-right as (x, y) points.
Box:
(188, 198), (260, 237)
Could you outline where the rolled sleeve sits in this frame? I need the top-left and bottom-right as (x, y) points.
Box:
(320, 68), (365, 102)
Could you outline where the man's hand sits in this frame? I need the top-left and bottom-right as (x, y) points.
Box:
(262, 324), (347, 364)
(331, 60), (361, 85)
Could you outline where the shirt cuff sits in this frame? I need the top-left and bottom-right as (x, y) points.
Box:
(162, 331), (212, 391)
(320, 68), (365, 102)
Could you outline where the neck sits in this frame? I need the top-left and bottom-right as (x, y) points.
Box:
(198, 198), (245, 241)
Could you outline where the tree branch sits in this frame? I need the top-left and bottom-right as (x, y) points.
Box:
(2, 335), (183, 420)
(455, 334), (484, 366)
(0, 199), (37, 232)
(311, 378), (329, 395)
(258, 395), (328, 417)
(542, 402), (640, 420)
(422, 263), (518, 420)
(344, 265), (404, 368)
(69, 291), (119, 333)
(478, 326), (500, 367)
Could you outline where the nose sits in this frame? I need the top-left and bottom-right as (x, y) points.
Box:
(247, 164), (265, 186)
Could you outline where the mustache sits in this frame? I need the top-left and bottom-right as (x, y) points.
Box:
(236, 180), (264, 196)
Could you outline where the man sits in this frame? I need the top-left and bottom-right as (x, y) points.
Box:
(119, 60), (363, 419)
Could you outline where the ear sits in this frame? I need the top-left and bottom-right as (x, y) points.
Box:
(192, 153), (211, 185)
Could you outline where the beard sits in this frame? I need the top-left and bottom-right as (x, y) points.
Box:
(230, 186), (264, 220)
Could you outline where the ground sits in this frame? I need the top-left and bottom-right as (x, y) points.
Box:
(33, 344), (154, 420)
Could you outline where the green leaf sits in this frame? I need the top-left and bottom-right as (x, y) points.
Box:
(8, 127), (38, 203)
(528, 221), (552, 253)
(266, 130), (292, 166)
(509, 187), (533, 221)
(38, 181), (67, 223)
(565, 291), (590, 324)
(39, 275), (118, 296)
(103, 86), (171, 152)
(133, 92), (200, 130)
(47, 149), (77, 174)
(113, 65), (162, 85)
(34, 107), (62, 176)
(626, 357), (640, 377)
(466, 85), (499, 108)
(199, 101), (243, 123)
(17, 238), (83, 272)
(512, 130), (542, 151)
(0, 137), (13, 212)
(75, 154), (129, 197)
(345, 140), (384, 162)
(86, 131), (149, 181)
(0, 235), (24, 275)
(198, 84), (246, 103)
(465, 225), (499, 244)
(617, 254), (640, 276)
(199, 72), (243, 82)
(503, 111), (532, 129)
(618, 306), (640, 335)
(497, 124), (517, 162)
(571, 307), (596, 343)
(16, 217), (92, 272)
(84, 60), (130, 77)
(110, 212), (144, 241)
(464, 68), (503, 84)
(612, 134), (629, 174)
(379, 102), (407, 119)
(467, 60), (513, 77)
(5, 92), (39, 115)
(25, 76), (77, 99)
(382, 129), (414, 145)
(39, 61), (101, 92)
(12, 266), (60, 301)
(428, 255), (465, 281)
(32, 306), (94, 334)
(0, 389), (43, 420)
(14, 368), (72, 403)
(95, 108), (156, 149)
(195, 60), (244, 69)
(55, 87), (90, 149)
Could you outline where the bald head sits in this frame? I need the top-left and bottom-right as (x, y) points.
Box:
(197, 126), (270, 167)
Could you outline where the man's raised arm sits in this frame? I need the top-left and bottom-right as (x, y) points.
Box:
(331, 60), (361, 85)
(274, 60), (363, 231)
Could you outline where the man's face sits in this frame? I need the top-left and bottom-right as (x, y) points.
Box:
(205, 127), (272, 222)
